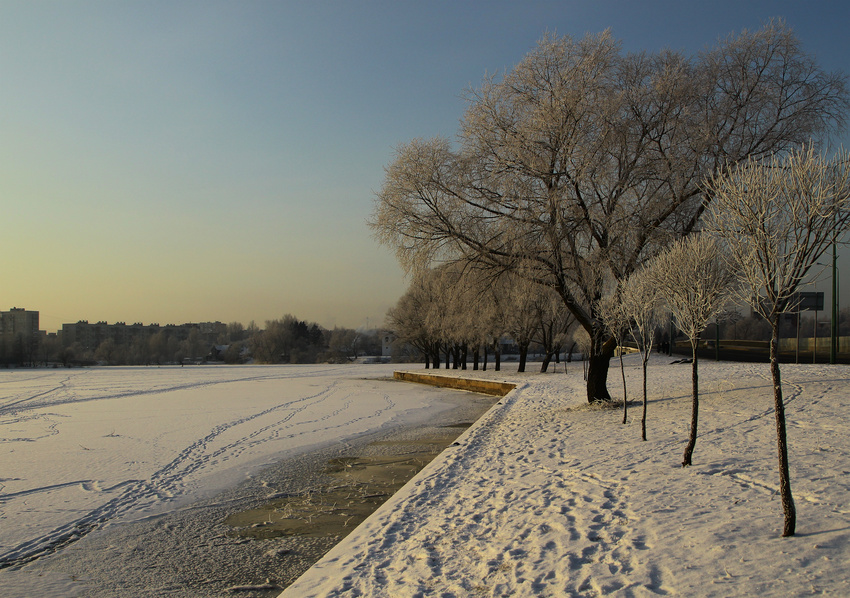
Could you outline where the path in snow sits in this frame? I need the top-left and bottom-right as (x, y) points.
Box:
(284, 356), (850, 597)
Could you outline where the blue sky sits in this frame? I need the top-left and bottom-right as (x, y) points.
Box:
(2, 1), (848, 332)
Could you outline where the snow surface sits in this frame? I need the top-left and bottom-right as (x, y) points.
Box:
(0, 363), (459, 595)
(282, 355), (850, 597)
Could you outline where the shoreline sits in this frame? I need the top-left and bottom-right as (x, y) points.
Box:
(34, 380), (499, 597)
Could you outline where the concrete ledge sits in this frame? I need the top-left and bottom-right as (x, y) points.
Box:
(393, 371), (516, 397)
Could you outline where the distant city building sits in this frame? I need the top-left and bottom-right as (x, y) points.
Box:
(382, 331), (396, 357)
(0, 307), (40, 365)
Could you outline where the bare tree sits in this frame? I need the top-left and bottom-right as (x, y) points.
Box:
(621, 267), (663, 441)
(647, 235), (734, 467)
(372, 22), (848, 403)
(706, 147), (850, 536)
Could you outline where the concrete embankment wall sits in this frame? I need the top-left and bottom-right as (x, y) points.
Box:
(393, 371), (516, 397)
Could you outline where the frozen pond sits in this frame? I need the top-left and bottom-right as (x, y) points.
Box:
(0, 364), (457, 592)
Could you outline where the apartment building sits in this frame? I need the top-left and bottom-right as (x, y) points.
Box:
(0, 307), (40, 364)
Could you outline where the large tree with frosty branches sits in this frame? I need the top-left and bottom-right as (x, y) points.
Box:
(371, 21), (848, 403)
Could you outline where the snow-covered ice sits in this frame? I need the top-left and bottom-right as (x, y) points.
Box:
(0, 363), (460, 595)
(283, 355), (850, 597)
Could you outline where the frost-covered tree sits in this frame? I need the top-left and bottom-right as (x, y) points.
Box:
(372, 21), (848, 403)
(387, 264), (496, 369)
(596, 289), (631, 424)
(706, 147), (850, 536)
(431, 264), (484, 369)
(621, 268), (663, 441)
(534, 286), (575, 373)
(497, 274), (540, 373)
(648, 235), (734, 467)
(386, 270), (443, 368)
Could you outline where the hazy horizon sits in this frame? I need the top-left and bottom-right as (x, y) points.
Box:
(3, 1), (848, 334)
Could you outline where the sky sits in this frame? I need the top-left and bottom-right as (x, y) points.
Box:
(2, 1), (849, 333)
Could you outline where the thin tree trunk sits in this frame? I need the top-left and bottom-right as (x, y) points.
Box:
(620, 348), (627, 424)
(641, 355), (648, 441)
(770, 317), (796, 536)
(540, 352), (552, 373)
(472, 347), (479, 371)
(424, 353), (430, 369)
(483, 345), (488, 371)
(495, 345), (501, 371)
(682, 339), (699, 467)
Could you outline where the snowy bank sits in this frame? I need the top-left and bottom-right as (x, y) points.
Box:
(282, 356), (850, 597)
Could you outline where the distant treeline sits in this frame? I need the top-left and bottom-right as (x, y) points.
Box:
(31, 315), (384, 366)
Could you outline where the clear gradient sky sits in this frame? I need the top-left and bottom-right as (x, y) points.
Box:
(2, 1), (849, 333)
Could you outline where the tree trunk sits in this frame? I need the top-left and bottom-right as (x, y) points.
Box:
(424, 353), (430, 369)
(585, 339), (614, 402)
(770, 317), (796, 536)
(461, 344), (468, 370)
(517, 342), (529, 373)
(641, 356), (648, 441)
(620, 348), (627, 424)
(540, 352), (552, 373)
(682, 339), (699, 467)
(482, 346), (488, 371)
(472, 347), (479, 370)
(495, 345), (501, 372)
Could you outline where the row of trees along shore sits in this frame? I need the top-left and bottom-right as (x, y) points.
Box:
(372, 22), (850, 537)
(386, 264), (576, 373)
